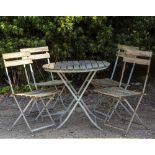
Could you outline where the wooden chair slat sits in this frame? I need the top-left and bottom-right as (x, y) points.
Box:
(30, 53), (50, 60)
(118, 45), (152, 57)
(2, 52), (30, 60)
(31, 80), (64, 87)
(16, 88), (58, 98)
(118, 44), (139, 51)
(126, 50), (152, 57)
(123, 57), (151, 65)
(20, 46), (49, 53)
(94, 87), (141, 98)
(117, 50), (126, 57)
(4, 59), (32, 67)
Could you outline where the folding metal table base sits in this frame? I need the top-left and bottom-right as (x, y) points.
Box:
(55, 71), (103, 130)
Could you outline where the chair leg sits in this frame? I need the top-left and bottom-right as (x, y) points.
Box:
(106, 100), (120, 122)
(59, 86), (66, 109)
(40, 98), (55, 124)
(28, 101), (35, 115)
(123, 98), (149, 130)
(10, 96), (55, 134)
(35, 96), (55, 122)
(11, 96), (33, 133)
(119, 101), (132, 116)
(124, 95), (145, 134)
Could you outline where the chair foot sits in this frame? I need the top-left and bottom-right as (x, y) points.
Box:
(122, 133), (127, 137)
(145, 126), (150, 130)
(31, 133), (35, 137)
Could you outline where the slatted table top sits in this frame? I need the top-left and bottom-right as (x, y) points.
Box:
(43, 60), (110, 73)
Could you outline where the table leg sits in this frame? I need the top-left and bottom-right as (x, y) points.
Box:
(56, 71), (102, 130)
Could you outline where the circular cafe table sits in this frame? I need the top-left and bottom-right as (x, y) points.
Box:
(43, 60), (110, 130)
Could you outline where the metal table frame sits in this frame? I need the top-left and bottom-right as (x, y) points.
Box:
(43, 60), (110, 130)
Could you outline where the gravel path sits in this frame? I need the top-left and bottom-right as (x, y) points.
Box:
(0, 83), (155, 139)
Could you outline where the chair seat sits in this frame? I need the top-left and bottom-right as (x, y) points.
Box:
(31, 80), (64, 87)
(15, 88), (59, 98)
(91, 78), (122, 88)
(94, 87), (141, 98)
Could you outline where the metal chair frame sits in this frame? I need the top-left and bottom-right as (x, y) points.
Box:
(93, 46), (136, 120)
(94, 48), (152, 134)
(20, 46), (66, 112)
(2, 51), (58, 135)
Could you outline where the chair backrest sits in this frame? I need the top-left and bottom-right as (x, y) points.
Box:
(2, 52), (33, 94)
(20, 46), (54, 83)
(110, 45), (137, 89)
(119, 48), (152, 93)
(20, 46), (50, 60)
(117, 45), (139, 89)
(110, 48), (126, 80)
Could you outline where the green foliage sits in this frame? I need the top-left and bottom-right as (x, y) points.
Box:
(0, 86), (10, 94)
(0, 84), (37, 94)
(1, 16), (155, 60)
(0, 16), (114, 60)
(1, 16), (155, 91)
(107, 16), (155, 52)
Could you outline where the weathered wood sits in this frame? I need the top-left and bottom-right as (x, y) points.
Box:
(94, 87), (141, 98)
(31, 80), (64, 87)
(118, 44), (152, 57)
(73, 61), (80, 69)
(43, 63), (56, 69)
(2, 52), (30, 60)
(20, 46), (49, 53)
(43, 60), (110, 73)
(61, 61), (68, 69)
(123, 57), (151, 65)
(96, 61), (105, 68)
(117, 50), (125, 57)
(118, 44), (139, 51)
(90, 60), (98, 68)
(84, 60), (92, 69)
(67, 61), (74, 70)
(16, 88), (58, 98)
(4, 59), (32, 67)
(30, 53), (50, 60)
(126, 50), (152, 58)
(54, 62), (61, 69)
(92, 78), (120, 88)
(79, 60), (87, 69)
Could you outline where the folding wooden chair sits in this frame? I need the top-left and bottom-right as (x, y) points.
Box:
(20, 46), (66, 112)
(94, 48), (152, 135)
(2, 51), (59, 135)
(92, 45), (136, 119)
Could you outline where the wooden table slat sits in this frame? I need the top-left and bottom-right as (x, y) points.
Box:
(61, 61), (68, 70)
(54, 62), (61, 69)
(43, 60), (110, 73)
(67, 61), (74, 70)
(96, 61), (105, 68)
(85, 60), (92, 69)
(73, 61), (80, 69)
(79, 60), (87, 70)
(90, 60), (98, 68)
